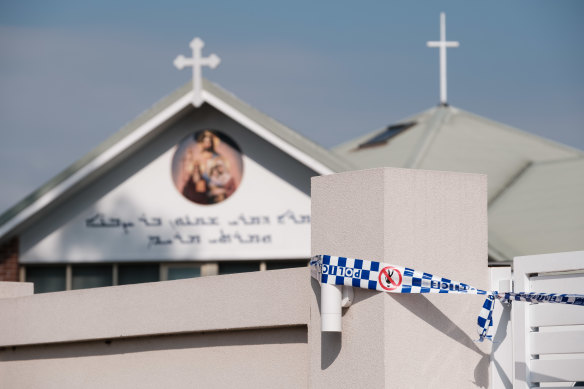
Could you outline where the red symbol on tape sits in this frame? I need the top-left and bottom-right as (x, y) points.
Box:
(378, 266), (402, 291)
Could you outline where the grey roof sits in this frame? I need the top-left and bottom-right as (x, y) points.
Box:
(0, 83), (193, 232)
(202, 79), (353, 174)
(0, 79), (353, 241)
(488, 157), (584, 261)
(333, 105), (584, 261)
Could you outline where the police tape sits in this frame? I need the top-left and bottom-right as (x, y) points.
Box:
(310, 255), (584, 342)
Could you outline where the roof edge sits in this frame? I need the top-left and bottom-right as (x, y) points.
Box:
(202, 79), (355, 174)
(0, 79), (355, 242)
(330, 106), (441, 151)
(451, 105), (584, 156)
(0, 83), (193, 238)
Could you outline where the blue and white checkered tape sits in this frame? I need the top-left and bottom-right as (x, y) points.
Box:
(310, 255), (584, 342)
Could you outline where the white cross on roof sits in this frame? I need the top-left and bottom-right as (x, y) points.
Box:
(426, 13), (459, 106)
(174, 37), (221, 107)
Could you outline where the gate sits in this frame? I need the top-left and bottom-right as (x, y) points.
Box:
(490, 251), (584, 388)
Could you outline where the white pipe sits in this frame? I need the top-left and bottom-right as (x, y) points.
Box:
(321, 283), (342, 332)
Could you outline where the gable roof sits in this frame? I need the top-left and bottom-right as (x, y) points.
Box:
(0, 79), (353, 243)
(332, 105), (584, 262)
(488, 157), (584, 261)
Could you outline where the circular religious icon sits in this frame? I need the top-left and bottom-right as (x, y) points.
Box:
(171, 129), (244, 205)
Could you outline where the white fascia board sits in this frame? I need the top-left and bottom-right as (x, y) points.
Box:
(1, 89), (334, 239)
(203, 90), (335, 176)
(0, 92), (193, 239)
(514, 251), (584, 275)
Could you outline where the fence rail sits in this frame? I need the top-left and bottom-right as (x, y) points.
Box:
(512, 251), (584, 389)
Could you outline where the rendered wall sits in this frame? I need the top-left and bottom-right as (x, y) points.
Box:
(2, 328), (307, 389)
(311, 167), (490, 388)
(2, 167), (491, 388)
(0, 280), (32, 299)
(0, 269), (311, 388)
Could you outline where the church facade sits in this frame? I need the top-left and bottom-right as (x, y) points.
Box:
(1, 37), (583, 293)
(0, 79), (351, 293)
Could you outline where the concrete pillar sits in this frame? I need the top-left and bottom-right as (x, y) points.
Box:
(0, 282), (33, 299)
(309, 167), (489, 388)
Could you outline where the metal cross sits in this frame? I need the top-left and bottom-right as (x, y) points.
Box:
(174, 37), (221, 107)
(426, 13), (459, 106)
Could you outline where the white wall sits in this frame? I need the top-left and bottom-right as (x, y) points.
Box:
(20, 105), (315, 263)
(0, 269), (310, 388)
(311, 167), (490, 388)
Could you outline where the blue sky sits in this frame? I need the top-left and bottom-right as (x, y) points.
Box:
(0, 0), (583, 214)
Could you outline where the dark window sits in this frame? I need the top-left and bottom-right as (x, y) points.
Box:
(72, 265), (113, 290)
(357, 121), (416, 149)
(26, 266), (66, 294)
(118, 264), (159, 285)
(219, 262), (260, 275)
(266, 261), (308, 270)
(167, 266), (201, 280)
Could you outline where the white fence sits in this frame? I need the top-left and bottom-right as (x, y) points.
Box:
(491, 251), (584, 389)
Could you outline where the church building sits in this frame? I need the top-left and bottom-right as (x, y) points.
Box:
(1, 30), (582, 294)
(333, 104), (584, 263)
(0, 38), (351, 293)
(332, 13), (584, 263)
